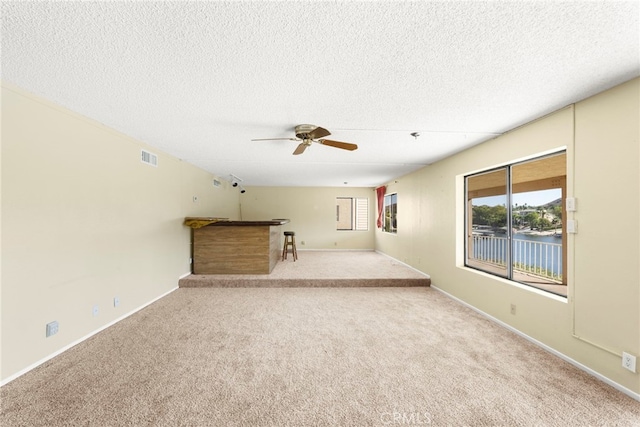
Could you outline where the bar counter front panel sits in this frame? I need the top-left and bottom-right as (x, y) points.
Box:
(186, 218), (289, 274)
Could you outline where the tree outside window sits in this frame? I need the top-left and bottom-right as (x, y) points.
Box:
(383, 193), (397, 233)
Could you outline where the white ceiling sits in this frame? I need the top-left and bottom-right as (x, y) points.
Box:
(2, 1), (639, 187)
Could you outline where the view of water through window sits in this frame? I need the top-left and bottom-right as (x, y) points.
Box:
(465, 152), (567, 297)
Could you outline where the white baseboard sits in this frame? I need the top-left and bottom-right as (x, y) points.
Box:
(431, 285), (640, 402)
(296, 248), (375, 252)
(179, 271), (192, 279)
(375, 250), (431, 279)
(1, 286), (179, 387)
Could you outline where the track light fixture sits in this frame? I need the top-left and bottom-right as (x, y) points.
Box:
(229, 174), (246, 193)
(229, 174), (242, 187)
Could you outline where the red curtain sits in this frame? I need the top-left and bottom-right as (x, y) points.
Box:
(376, 186), (386, 228)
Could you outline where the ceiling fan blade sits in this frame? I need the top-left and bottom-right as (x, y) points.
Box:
(318, 139), (358, 151)
(251, 137), (299, 141)
(308, 126), (331, 140)
(293, 143), (308, 155)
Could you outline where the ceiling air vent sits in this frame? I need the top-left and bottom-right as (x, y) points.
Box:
(141, 149), (158, 167)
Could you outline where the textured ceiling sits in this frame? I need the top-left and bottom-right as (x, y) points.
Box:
(2, 1), (639, 187)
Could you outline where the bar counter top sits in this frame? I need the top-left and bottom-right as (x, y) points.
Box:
(184, 218), (289, 229)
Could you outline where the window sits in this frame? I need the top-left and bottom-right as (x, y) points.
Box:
(383, 193), (397, 233)
(465, 152), (567, 297)
(336, 197), (368, 231)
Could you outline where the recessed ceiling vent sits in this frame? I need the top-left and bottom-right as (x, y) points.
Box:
(141, 149), (158, 167)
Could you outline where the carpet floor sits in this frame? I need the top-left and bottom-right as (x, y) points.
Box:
(1, 286), (639, 426)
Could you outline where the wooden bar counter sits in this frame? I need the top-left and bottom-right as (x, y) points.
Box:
(185, 218), (290, 274)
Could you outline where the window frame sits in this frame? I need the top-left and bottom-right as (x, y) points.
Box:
(464, 151), (567, 297)
(336, 197), (369, 231)
(383, 193), (397, 234)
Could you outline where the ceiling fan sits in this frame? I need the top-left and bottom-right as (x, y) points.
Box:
(252, 124), (358, 155)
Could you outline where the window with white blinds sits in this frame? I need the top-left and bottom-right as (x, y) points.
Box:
(336, 197), (369, 231)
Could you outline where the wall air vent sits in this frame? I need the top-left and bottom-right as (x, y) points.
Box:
(141, 149), (158, 167)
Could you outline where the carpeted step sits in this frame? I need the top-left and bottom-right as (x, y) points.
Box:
(179, 275), (430, 288)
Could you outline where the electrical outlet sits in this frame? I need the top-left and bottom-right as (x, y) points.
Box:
(622, 352), (636, 373)
(46, 321), (59, 337)
(113, 297), (120, 308)
(510, 304), (516, 315)
(92, 305), (99, 317)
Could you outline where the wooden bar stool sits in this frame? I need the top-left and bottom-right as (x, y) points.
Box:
(282, 231), (298, 261)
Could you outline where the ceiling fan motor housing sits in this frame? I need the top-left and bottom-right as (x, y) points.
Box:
(295, 124), (319, 140)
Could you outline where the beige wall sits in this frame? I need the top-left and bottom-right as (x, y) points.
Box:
(573, 79), (640, 370)
(2, 78), (638, 395)
(375, 78), (640, 394)
(240, 187), (375, 250)
(1, 83), (240, 382)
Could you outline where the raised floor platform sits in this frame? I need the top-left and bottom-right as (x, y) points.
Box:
(179, 250), (431, 288)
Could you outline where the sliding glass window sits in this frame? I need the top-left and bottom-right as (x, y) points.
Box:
(383, 193), (397, 233)
(465, 152), (567, 297)
(336, 197), (369, 231)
